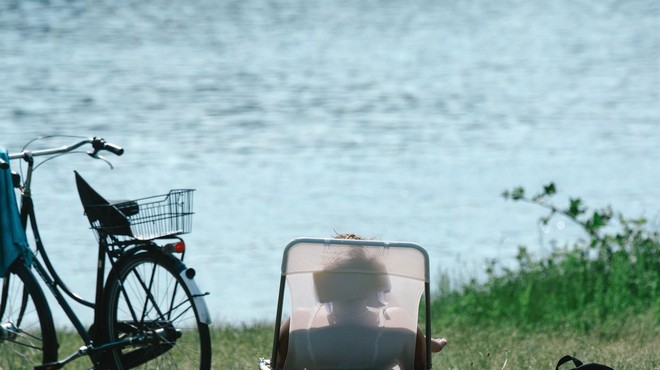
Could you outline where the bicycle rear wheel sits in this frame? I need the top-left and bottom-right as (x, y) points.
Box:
(102, 250), (211, 369)
(0, 260), (58, 368)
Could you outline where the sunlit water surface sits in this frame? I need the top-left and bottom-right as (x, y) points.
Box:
(1, 0), (658, 324)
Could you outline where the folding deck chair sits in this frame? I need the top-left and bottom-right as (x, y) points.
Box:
(260, 237), (433, 370)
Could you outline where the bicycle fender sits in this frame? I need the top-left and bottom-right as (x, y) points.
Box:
(180, 268), (212, 325)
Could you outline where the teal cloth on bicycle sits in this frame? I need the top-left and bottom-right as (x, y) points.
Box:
(0, 146), (30, 276)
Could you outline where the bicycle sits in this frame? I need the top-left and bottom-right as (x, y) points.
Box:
(0, 136), (212, 369)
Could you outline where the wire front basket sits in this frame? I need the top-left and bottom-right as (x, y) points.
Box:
(88, 189), (194, 241)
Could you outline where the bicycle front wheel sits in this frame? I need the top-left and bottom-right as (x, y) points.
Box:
(102, 251), (211, 369)
(0, 260), (58, 368)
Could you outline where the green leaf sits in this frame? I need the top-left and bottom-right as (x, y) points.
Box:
(543, 183), (557, 196)
(591, 212), (604, 229)
(511, 187), (525, 200)
(568, 198), (584, 217)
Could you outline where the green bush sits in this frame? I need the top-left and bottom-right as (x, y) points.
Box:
(434, 183), (660, 332)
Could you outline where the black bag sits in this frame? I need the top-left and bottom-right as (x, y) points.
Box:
(555, 355), (613, 370)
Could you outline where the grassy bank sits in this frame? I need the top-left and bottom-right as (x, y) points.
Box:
(211, 185), (659, 369)
(429, 184), (660, 369)
(57, 184), (660, 369)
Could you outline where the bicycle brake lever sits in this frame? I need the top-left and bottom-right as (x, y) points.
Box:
(87, 152), (115, 169)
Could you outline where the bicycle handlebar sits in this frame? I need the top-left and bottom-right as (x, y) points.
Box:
(6, 137), (123, 162)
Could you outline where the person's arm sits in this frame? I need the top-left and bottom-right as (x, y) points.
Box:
(414, 327), (427, 370)
(414, 327), (448, 370)
(273, 317), (290, 370)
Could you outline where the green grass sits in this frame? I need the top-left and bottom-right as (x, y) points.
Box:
(435, 314), (659, 370)
(51, 314), (658, 370)
(207, 314), (659, 370)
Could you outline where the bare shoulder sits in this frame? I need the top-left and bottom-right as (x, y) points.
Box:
(290, 307), (330, 329)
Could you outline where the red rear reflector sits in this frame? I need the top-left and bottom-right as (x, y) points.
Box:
(163, 241), (186, 254)
(174, 241), (186, 253)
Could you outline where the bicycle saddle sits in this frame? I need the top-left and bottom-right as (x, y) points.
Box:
(74, 171), (136, 237)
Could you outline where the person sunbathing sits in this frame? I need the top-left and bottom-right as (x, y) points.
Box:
(274, 234), (447, 370)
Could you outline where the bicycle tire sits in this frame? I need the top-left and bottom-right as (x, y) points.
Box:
(0, 260), (58, 368)
(102, 250), (211, 369)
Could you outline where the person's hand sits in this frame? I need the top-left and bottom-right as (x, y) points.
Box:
(430, 338), (448, 352)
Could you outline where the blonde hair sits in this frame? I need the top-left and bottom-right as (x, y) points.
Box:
(333, 232), (363, 240)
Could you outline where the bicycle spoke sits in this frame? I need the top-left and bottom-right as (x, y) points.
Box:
(116, 279), (141, 325)
(3, 336), (45, 351)
(166, 299), (195, 323)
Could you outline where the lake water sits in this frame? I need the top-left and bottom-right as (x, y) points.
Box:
(1, 0), (659, 325)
